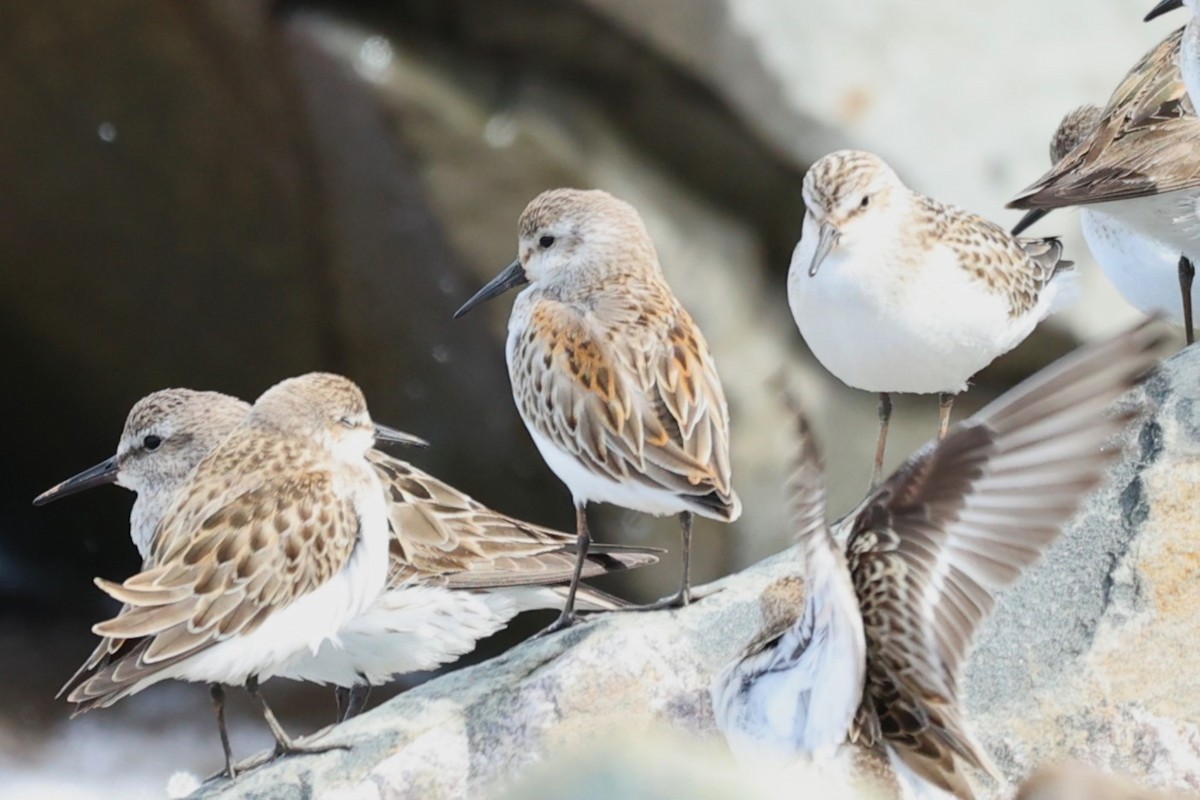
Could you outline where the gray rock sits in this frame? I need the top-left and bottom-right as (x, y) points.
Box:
(192, 341), (1200, 800)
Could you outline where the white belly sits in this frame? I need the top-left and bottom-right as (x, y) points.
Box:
(713, 542), (865, 764)
(1082, 209), (1197, 328)
(277, 586), (538, 686)
(525, 424), (696, 516)
(1097, 190), (1200, 263)
(787, 238), (1048, 395)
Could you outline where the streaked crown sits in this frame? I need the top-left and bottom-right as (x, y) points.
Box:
(1050, 105), (1102, 163)
(117, 389), (249, 493)
(516, 188), (659, 284)
(801, 150), (904, 224)
(251, 372), (376, 449)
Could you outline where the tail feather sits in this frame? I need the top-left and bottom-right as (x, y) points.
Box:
(1017, 236), (1079, 316)
(441, 545), (659, 591)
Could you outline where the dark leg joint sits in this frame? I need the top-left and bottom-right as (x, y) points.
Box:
(535, 503), (591, 637)
(210, 684), (236, 779)
(1180, 255), (1195, 346)
(871, 392), (892, 490)
(938, 393), (955, 440)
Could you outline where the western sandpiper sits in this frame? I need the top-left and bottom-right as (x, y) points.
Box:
(1032, 104), (1200, 331)
(789, 150), (1075, 488)
(1009, 28), (1198, 343)
(282, 448), (658, 719)
(39, 388), (655, 741)
(713, 320), (1163, 798)
(34, 389), (251, 558)
(58, 373), (415, 777)
(454, 188), (741, 629)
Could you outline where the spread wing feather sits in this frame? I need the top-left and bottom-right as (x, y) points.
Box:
(847, 321), (1163, 799)
(1010, 29), (1200, 208)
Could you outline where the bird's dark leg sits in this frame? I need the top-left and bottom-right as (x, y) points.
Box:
(938, 393), (955, 440)
(674, 511), (694, 607)
(210, 684), (237, 779)
(872, 392), (892, 489)
(1180, 255), (1195, 346)
(536, 502), (590, 636)
(244, 675), (346, 760)
(334, 686), (349, 724)
(341, 682), (370, 722)
(620, 511), (696, 611)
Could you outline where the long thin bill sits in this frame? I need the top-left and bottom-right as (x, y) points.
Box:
(1010, 208), (1050, 237)
(374, 424), (429, 448)
(33, 456), (119, 506)
(453, 259), (528, 319)
(1145, 0), (1184, 22)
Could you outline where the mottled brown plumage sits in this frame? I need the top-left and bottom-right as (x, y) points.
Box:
(61, 396), (656, 713)
(842, 321), (1163, 798)
(903, 198), (1072, 318)
(1050, 105), (1104, 164)
(368, 450), (658, 589)
(1011, 29), (1200, 209)
(714, 322), (1163, 799)
(510, 190), (739, 517)
(457, 187), (740, 627)
(63, 373), (391, 711)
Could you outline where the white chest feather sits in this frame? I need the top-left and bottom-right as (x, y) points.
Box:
(787, 221), (1045, 394)
(1097, 190), (1200, 262)
(1081, 209), (1197, 328)
(712, 563), (866, 764)
(278, 586), (541, 686)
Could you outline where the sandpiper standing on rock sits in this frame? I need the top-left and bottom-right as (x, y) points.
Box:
(789, 150), (1075, 488)
(713, 321), (1164, 799)
(1026, 105), (1200, 332)
(455, 188), (741, 630)
(1009, 29), (1200, 344)
(57, 373), (416, 777)
(37, 388), (657, 742)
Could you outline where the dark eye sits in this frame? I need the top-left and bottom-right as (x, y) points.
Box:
(860, 195), (870, 208)
(539, 235), (556, 249)
(143, 435), (162, 451)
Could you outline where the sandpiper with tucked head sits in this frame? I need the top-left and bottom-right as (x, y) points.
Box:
(56, 373), (414, 777)
(1031, 105), (1200, 332)
(454, 188), (741, 630)
(789, 150), (1075, 488)
(281, 447), (658, 720)
(1009, 29), (1199, 343)
(713, 321), (1164, 799)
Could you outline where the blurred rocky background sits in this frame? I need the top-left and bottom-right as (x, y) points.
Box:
(0, 0), (1189, 797)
